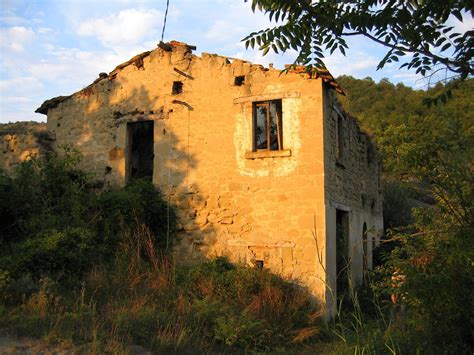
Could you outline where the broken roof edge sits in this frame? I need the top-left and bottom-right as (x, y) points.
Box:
(35, 40), (344, 115)
(284, 65), (345, 95)
(35, 96), (70, 115)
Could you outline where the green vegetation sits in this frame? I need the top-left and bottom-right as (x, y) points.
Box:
(245, 1), (473, 82)
(0, 148), (172, 282)
(0, 150), (324, 353)
(1, 78), (472, 353)
(336, 77), (474, 353)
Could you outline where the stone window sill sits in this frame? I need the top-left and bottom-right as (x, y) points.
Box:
(245, 149), (292, 160)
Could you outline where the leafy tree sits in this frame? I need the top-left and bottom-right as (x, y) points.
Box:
(244, 1), (473, 80)
(338, 76), (474, 351)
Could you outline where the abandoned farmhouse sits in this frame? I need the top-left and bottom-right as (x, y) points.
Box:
(4, 41), (383, 310)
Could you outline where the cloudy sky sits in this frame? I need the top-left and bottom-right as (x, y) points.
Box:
(0, 0), (471, 123)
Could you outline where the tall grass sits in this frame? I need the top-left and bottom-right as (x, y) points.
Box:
(1, 225), (324, 353)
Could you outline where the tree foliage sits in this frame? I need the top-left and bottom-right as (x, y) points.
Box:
(339, 76), (473, 228)
(338, 76), (474, 351)
(244, 0), (473, 80)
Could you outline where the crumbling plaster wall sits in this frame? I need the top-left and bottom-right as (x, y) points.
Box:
(322, 89), (384, 304)
(0, 122), (53, 173)
(43, 44), (382, 307)
(45, 45), (330, 301)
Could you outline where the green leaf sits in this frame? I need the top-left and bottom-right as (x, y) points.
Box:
(276, 39), (284, 51)
(440, 43), (451, 52)
(452, 10), (463, 22)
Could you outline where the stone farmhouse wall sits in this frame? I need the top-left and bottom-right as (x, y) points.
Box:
(322, 92), (383, 308)
(38, 42), (383, 310)
(0, 122), (53, 173)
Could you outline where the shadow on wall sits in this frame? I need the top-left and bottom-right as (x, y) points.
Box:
(46, 62), (324, 312)
(53, 73), (215, 262)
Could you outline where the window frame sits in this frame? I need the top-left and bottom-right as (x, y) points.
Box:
(252, 99), (283, 152)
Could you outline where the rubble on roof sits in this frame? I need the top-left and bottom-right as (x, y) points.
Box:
(158, 40), (196, 52)
(36, 41), (345, 115)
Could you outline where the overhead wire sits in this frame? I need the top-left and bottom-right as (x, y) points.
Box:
(161, 0), (170, 42)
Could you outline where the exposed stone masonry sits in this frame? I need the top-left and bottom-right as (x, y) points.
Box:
(0, 122), (53, 173)
(31, 41), (383, 314)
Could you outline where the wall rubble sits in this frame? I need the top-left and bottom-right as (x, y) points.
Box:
(0, 122), (54, 173)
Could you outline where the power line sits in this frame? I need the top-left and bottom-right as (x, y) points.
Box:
(161, 0), (170, 42)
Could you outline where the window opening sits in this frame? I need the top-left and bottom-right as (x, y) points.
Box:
(172, 81), (183, 95)
(234, 75), (245, 86)
(253, 100), (282, 151)
(127, 121), (154, 181)
(367, 141), (375, 165)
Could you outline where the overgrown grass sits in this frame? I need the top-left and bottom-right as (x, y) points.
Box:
(0, 226), (325, 353)
(0, 150), (327, 353)
(1, 148), (472, 354)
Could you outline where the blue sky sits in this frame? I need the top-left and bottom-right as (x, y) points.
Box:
(0, 0), (472, 123)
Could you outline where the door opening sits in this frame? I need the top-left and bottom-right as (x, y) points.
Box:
(336, 209), (350, 303)
(362, 223), (368, 272)
(127, 121), (154, 181)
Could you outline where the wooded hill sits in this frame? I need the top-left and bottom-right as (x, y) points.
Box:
(336, 76), (473, 180)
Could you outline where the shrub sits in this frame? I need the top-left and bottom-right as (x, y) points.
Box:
(0, 148), (175, 285)
(380, 225), (474, 352)
(96, 178), (174, 250)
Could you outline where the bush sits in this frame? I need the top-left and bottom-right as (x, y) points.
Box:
(96, 179), (174, 250)
(379, 225), (474, 352)
(0, 148), (174, 284)
(382, 181), (416, 230)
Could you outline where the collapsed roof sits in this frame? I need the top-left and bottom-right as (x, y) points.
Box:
(36, 40), (344, 115)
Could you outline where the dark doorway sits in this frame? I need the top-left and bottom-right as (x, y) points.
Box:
(336, 209), (350, 303)
(362, 223), (368, 272)
(127, 121), (154, 181)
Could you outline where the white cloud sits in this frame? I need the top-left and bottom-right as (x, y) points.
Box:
(205, 20), (248, 42)
(0, 26), (35, 52)
(37, 27), (53, 34)
(76, 8), (163, 50)
(26, 46), (126, 90)
(1, 96), (34, 104)
(0, 77), (46, 122)
(0, 77), (44, 93)
(324, 51), (379, 77)
(0, 14), (27, 26)
(392, 72), (424, 85)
